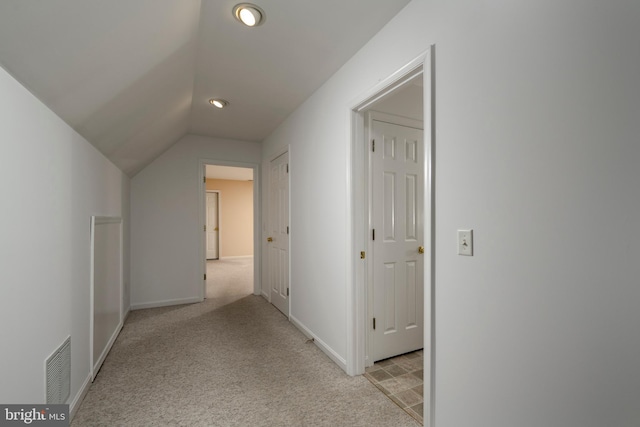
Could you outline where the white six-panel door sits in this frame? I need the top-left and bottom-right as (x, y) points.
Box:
(206, 191), (219, 260)
(372, 119), (424, 361)
(268, 152), (289, 316)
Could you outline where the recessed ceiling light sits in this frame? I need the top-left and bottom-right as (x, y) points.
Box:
(209, 99), (229, 109)
(233, 3), (265, 27)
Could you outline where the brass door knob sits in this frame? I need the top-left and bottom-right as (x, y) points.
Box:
(418, 246), (425, 254)
(267, 237), (273, 242)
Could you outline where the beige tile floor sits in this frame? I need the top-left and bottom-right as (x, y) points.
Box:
(364, 350), (424, 424)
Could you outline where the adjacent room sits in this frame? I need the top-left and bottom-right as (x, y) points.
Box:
(204, 165), (255, 301)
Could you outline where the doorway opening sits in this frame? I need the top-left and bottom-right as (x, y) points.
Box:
(349, 48), (434, 426)
(200, 161), (261, 301)
(366, 79), (425, 364)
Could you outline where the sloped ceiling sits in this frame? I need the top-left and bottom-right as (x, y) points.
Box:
(0, 0), (411, 176)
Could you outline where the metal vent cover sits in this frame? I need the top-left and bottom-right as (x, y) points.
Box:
(46, 336), (71, 404)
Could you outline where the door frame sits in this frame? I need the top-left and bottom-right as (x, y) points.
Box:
(347, 47), (435, 426)
(205, 190), (220, 260)
(199, 159), (261, 301)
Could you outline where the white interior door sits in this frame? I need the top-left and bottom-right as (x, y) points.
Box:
(371, 118), (424, 361)
(268, 151), (289, 316)
(206, 191), (219, 260)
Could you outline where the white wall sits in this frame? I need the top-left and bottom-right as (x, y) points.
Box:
(262, 1), (640, 426)
(130, 134), (261, 307)
(0, 66), (130, 411)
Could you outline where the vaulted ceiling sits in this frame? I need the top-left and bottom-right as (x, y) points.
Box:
(0, 0), (411, 176)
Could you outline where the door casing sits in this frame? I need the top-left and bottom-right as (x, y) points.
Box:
(348, 47), (435, 426)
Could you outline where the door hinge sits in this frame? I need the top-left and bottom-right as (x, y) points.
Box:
(372, 139), (375, 152)
(372, 229), (375, 240)
(286, 288), (289, 297)
(360, 251), (365, 259)
(373, 317), (376, 330)
(287, 226), (289, 235)
(286, 163), (289, 173)
(203, 175), (206, 183)
(204, 274), (207, 280)
(204, 225), (206, 232)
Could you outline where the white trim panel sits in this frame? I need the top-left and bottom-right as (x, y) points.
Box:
(90, 216), (124, 382)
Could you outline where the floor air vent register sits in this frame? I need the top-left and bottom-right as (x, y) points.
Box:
(46, 336), (71, 404)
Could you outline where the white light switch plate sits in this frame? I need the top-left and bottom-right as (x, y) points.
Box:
(458, 229), (473, 256)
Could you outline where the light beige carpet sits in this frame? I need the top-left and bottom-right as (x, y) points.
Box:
(206, 257), (254, 300)
(72, 259), (418, 426)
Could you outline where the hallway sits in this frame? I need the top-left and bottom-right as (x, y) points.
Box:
(72, 261), (418, 426)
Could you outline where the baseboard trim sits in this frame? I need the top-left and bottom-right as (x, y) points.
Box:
(92, 319), (123, 381)
(70, 308), (131, 420)
(130, 297), (202, 310)
(290, 315), (347, 372)
(69, 374), (91, 421)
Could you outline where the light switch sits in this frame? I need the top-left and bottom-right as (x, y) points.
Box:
(458, 229), (473, 256)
